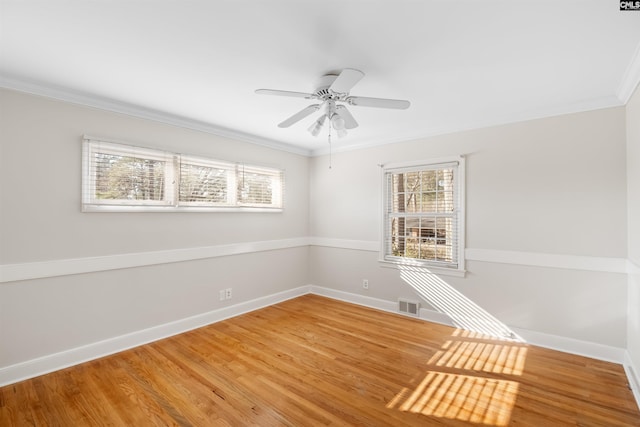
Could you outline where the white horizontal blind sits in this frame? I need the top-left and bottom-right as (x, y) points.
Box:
(82, 137), (284, 211)
(179, 155), (235, 206)
(383, 161), (461, 269)
(83, 140), (175, 207)
(236, 164), (284, 208)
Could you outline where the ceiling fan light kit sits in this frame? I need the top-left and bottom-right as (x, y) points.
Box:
(256, 68), (410, 142)
(307, 114), (327, 137)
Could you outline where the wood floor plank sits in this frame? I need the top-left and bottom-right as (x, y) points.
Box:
(1, 294), (638, 426)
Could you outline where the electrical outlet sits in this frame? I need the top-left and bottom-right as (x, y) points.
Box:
(362, 279), (369, 289)
(225, 288), (232, 300)
(219, 290), (226, 301)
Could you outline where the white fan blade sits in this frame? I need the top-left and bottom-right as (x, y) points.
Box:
(345, 96), (411, 110)
(329, 69), (365, 94)
(335, 105), (358, 129)
(278, 104), (320, 128)
(256, 89), (314, 99)
(347, 96), (410, 109)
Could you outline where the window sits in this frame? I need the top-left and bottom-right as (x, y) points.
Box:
(82, 137), (284, 212)
(381, 157), (465, 274)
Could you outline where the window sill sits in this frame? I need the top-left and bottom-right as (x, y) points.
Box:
(378, 259), (467, 278)
(82, 205), (283, 213)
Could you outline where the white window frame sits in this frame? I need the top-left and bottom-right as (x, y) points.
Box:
(380, 156), (466, 277)
(82, 137), (284, 213)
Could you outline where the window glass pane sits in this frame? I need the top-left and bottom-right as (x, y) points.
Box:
(94, 152), (165, 201)
(237, 167), (283, 207)
(179, 163), (228, 204)
(239, 172), (271, 204)
(391, 173), (404, 213)
(404, 172), (420, 211)
(422, 191), (437, 211)
(419, 239), (436, 260)
(392, 236), (404, 257)
(405, 237), (418, 259)
(419, 216), (436, 241)
(422, 170), (437, 192)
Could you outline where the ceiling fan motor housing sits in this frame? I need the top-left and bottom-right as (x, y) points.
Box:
(314, 74), (339, 98)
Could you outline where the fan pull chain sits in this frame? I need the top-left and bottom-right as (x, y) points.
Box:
(328, 130), (332, 169)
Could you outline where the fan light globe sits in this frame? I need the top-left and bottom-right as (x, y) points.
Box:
(331, 114), (346, 131)
(308, 121), (322, 137)
(308, 115), (327, 137)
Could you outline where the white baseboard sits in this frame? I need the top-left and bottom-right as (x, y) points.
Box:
(511, 326), (625, 364)
(625, 351), (640, 411)
(309, 285), (453, 326)
(0, 284), (629, 389)
(309, 285), (626, 364)
(0, 285), (311, 387)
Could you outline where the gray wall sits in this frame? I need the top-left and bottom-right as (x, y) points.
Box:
(627, 84), (640, 378)
(0, 89), (310, 368)
(309, 107), (628, 348)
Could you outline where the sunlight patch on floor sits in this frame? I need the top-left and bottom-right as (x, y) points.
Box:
(428, 340), (528, 375)
(387, 322), (528, 425)
(388, 372), (519, 426)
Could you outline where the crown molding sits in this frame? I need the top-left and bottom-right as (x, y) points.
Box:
(310, 95), (624, 156)
(618, 39), (640, 104)
(0, 74), (312, 157)
(2, 72), (631, 159)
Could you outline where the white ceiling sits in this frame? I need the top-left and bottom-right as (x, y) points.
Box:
(2, 1), (640, 156)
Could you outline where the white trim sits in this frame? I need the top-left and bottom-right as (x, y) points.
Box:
(510, 326), (624, 364)
(308, 237), (379, 252)
(379, 156), (463, 172)
(309, 96), (624, 157)
(624, 351), (640, 411)
(378, 259), (467, 278)
(0, 285), (311, 387)
(0, 238), (310, 283)
(309, 286), (625, 364)
(466, 248), (628, 274)
(0, 75), (311, 157)
(617, 39), (640, 104)
(81, 205), (284, 213)
(3, 239), (631, 283)
(309, 285), (454, 325)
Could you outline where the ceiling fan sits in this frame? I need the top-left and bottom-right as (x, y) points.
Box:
(255, 69), (410, 139)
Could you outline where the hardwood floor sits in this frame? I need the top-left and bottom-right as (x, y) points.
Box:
(1, 294), (639, 426)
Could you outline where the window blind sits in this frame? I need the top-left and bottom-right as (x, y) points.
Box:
(83, 139), (176, 207)
(383, 161), (461, 269)
(237, 164), (284, 208)
(179, 155), (235, 206)
(82, 137), (284, 212)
